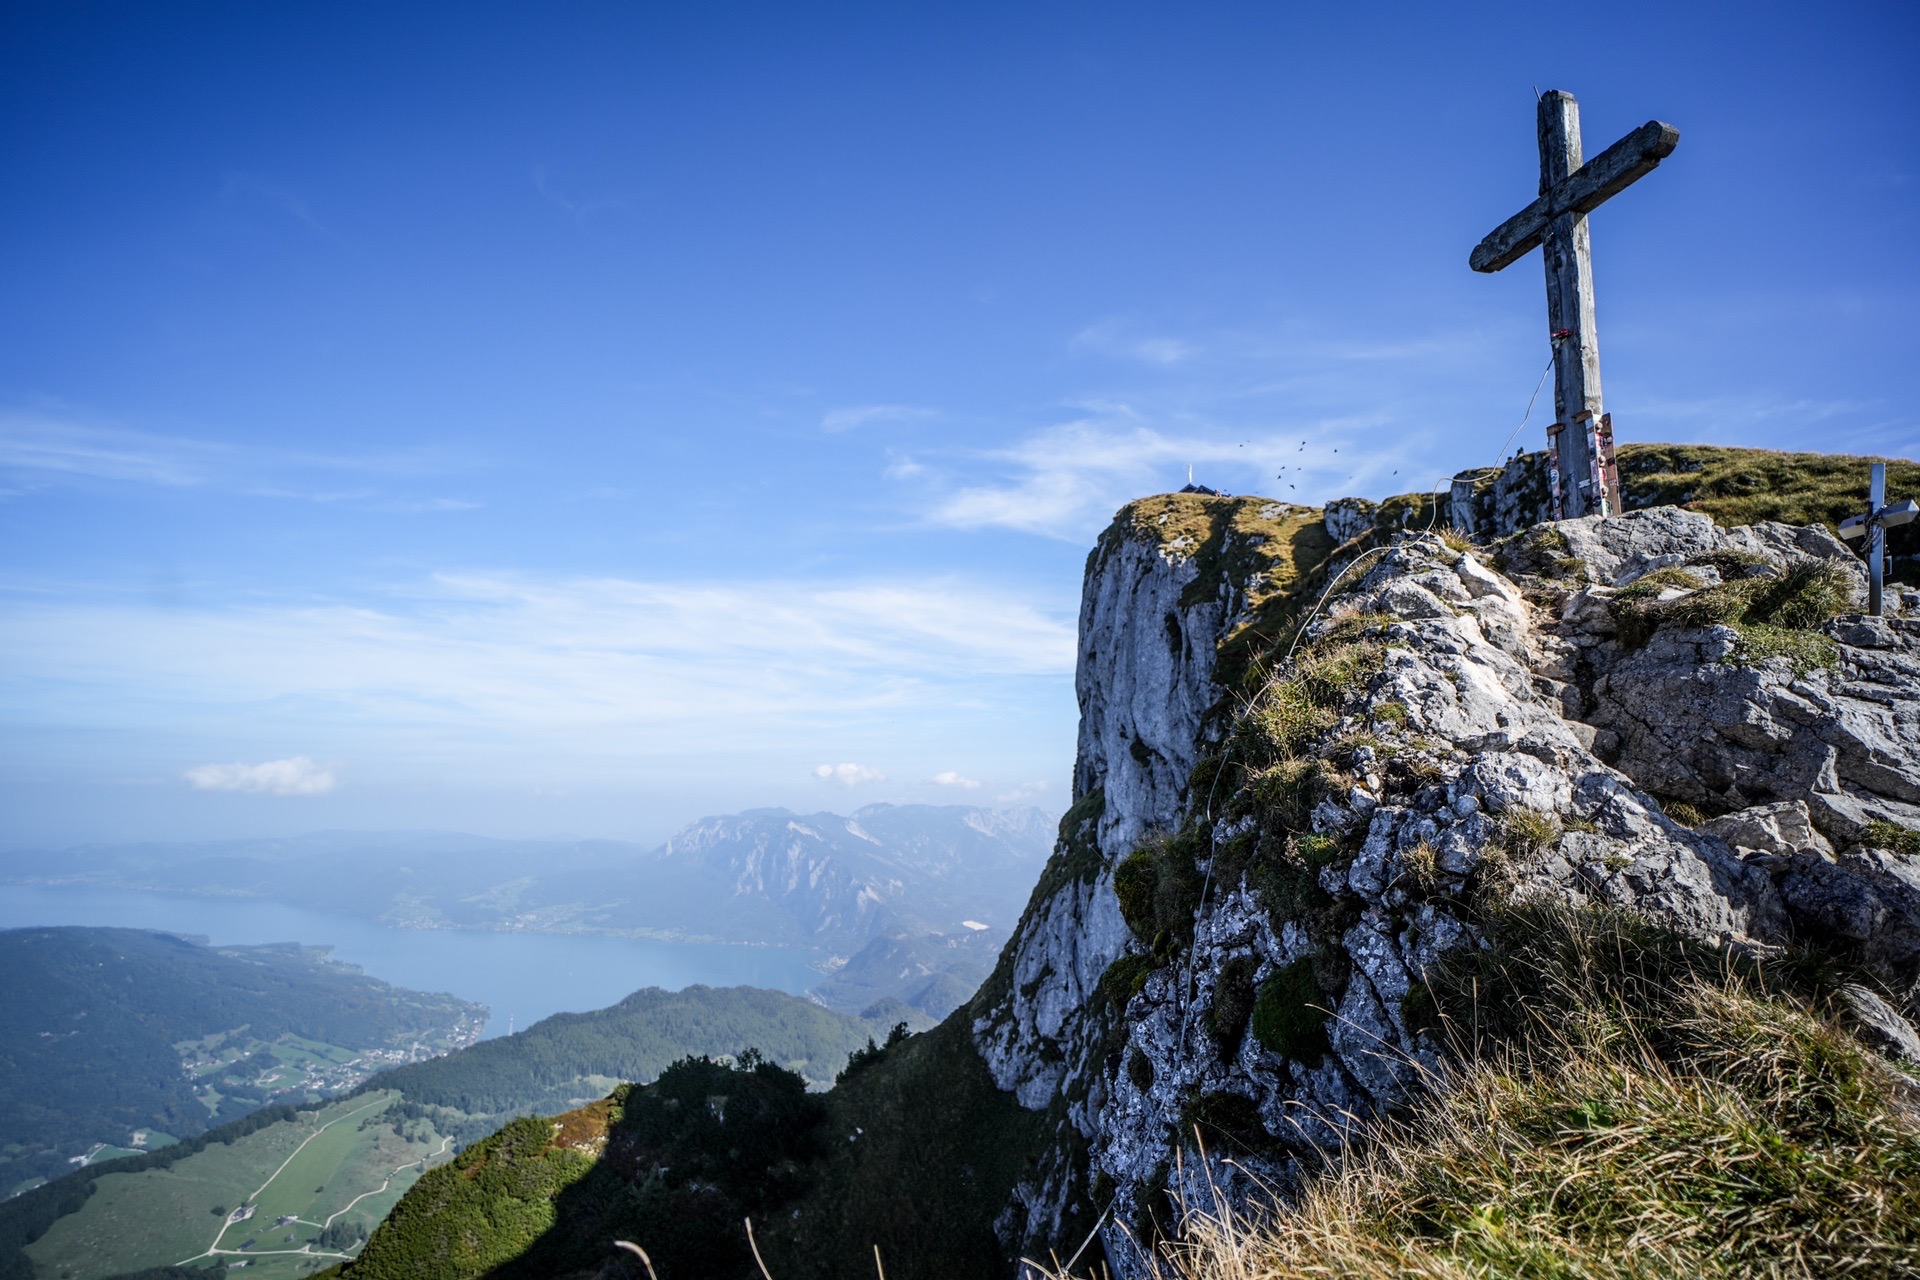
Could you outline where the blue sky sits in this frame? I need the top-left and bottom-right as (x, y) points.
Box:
(2, 1), (1914, 845)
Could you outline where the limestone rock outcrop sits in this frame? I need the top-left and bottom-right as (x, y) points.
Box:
(971, 494), (1920, 1277)
(971, 495), (1326, 1253)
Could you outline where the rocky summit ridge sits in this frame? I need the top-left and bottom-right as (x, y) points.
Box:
(971, 449), (1920, 1275)
(330, 445), (1920, 1280)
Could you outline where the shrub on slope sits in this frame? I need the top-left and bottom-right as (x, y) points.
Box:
(342, 1053), (825, 1280)
(364, 984), (896, 1113)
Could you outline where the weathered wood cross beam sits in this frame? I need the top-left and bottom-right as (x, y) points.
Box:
(1839, 462), (1918, 616)
(1472, 91), (1679, 520)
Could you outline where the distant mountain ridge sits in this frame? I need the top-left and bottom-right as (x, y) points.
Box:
(3, 804), (1057, 1015)
(659, 804), (1053, 946)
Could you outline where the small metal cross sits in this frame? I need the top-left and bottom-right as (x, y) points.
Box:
(1839, 462), (1917, 616)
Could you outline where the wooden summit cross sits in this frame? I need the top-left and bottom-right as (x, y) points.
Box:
(1472, 91), (1680, 520)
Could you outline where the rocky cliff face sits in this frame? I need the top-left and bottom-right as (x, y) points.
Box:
(967, 494), (1328, 1252)
(972, 493), (1920, 1277)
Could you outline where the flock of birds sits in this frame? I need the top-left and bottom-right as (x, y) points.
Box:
(1228, 438), (1397, 492)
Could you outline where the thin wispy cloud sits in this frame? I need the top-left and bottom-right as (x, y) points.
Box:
(0, 417), (217, 486)
(219, 174), (339, 242)
(532, 166), (631, 221)
(235, 488), (480, 512)
(184, 756), (336, 796)
(381, 497), (484, 514)
(0, 413), (476, 503)
(930, 770), (981, 789)
(0, 573), (1076, 758)
(821, 404), (938, 432)
(1071, 317), (1199, 366)
(883, 453), (926, 480)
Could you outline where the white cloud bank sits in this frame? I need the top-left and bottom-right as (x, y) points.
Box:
(815, 762), (885, 786)
(0, 571), (1078, 787)
(930, 770), (981, 789)
(184, 756), (335, 796)
(3, 573), (1073, 725)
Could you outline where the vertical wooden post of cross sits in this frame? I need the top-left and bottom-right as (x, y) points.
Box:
(1536, 93), (1606, 515)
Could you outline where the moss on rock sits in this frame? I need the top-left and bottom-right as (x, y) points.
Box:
(1250, 961), (1331, 1062)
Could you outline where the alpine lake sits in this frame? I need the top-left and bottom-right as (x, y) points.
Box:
(0, 882), (825, 1037)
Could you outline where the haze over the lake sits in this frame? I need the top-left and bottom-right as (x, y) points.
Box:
(2, 1), (1914, 846)
(0, 883), (822, 1038)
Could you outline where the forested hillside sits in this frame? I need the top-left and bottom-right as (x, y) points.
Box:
(340, 1055), (827, 1280)
(365, 984), (925, 1116)
(0, 927), (481, 1194)
(4, 981), (916, 1280)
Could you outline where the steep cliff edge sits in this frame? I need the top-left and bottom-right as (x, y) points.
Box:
(802, 478), (1918, 1275)
(1084, 508), (1920, 1268)
(974, 481), (1920, 1274)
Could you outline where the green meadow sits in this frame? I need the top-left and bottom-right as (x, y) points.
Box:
(25, 1093), (450, 1280)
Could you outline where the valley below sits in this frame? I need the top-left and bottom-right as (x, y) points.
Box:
(0, 802), (1049, 1279)
(25, 1091), (437, 1280)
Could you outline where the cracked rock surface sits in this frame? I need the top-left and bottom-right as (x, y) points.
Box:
(966, 500), (1920, 1276)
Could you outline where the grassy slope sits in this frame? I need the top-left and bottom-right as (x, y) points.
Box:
(1615, 443), (1920, 542)
(326, 913), (1058, 1280)
(335, 1055), (850, 1280)
(1115, 905), (1920, 1280)
(26, 1093), (437, 1280)
(14, 986), (890, 1280)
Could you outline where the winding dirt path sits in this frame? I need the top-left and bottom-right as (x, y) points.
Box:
(173, 1096), (391, 1266)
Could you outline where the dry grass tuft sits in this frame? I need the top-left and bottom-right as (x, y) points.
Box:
(1613, 566), (1708, 601)
(1864, 820), (1920, 858)
(1045, 904), (1920, 1280)
(1611, 557), (1852, 654)
(1235, 636), (1386, 768)
(1499, 807), (1562, 858)
(1399, 840), (1439, 890)
(1731, 623), (1841, 676)
(1663, 800), (1706, 829)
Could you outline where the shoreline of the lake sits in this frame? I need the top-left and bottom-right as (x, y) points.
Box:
(0, 882), (826, 1039)
(1, 875), (836, 954)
